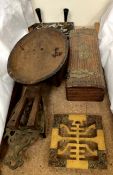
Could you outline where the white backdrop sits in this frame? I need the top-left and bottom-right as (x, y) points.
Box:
(32, 0), (112, 26)
(0, 0), (35, 144)
(99, 2), (113, 113)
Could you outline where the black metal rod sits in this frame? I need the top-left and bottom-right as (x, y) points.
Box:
(63, 8), (69, 22)
(35, 8), (42, 23)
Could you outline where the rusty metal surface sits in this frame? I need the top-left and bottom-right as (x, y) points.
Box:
(7, 86), (41, 128)
(8, 27), (68, 84)
(7, 83), (51, 134)
(2, 128), (39, 169)
(28, 22), (74, 36)
(2, 85), (50, 170)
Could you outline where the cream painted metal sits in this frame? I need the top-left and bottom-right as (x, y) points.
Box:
(32, 0), (111, 26)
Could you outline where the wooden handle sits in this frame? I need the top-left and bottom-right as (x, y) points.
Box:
(35, 8), (42, 23)
(64, 8), (69, 22)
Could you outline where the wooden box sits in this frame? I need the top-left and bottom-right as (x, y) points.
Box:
(66, 28), (105, 101)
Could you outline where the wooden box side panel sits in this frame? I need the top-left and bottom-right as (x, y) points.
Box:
(66, 87), (105, 101)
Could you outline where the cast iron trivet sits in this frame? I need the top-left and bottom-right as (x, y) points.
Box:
(49, 114), (107, 169)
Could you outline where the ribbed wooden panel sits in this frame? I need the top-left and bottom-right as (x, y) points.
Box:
(66, 28), (105, 101)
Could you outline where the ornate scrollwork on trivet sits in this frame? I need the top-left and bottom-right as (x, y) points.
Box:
(2, 128), (39, 170)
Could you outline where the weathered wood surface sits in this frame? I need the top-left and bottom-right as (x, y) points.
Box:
(7, 86), (41, 129)
(8, 28), (68, 84)
(66, 27), (105, 101)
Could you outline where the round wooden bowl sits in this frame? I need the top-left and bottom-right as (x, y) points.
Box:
(8, 27), (68, 84)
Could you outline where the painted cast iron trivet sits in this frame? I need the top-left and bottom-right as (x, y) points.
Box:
(49, 114), (107, 169)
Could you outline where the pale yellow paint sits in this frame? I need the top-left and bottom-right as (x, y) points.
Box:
(96, 130), (106, 150)
(50, 115), (106, 169)
(69, 114), (86, 123)
(50, 128), (61, 149)
(32, 0), (111, 26)
(67, 160), (88, 169)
